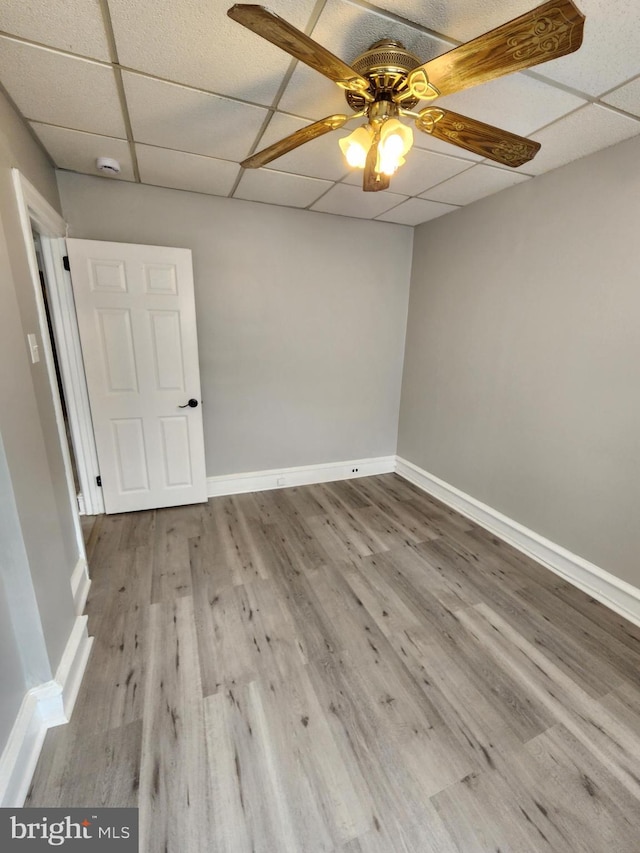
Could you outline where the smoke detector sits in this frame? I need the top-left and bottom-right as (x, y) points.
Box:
(96, 157), (121, 175)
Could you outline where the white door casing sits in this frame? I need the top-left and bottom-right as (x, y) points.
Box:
(66, 239), (207, 514)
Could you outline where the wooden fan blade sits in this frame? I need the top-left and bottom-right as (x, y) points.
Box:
(241, 114), (349, 169)
(228, 5), (371, 98)
(406, 0), (585, 100)
(362, 134), (390, 192)
(415, 107), (541, 167)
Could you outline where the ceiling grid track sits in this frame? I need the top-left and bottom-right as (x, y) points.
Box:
(98, 0), (141, 183)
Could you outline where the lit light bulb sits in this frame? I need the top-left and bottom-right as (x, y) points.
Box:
(376, 119), (414, 176)
(380, 156), (404, 176)
(345, 141), (367, 168)
(339, 125), (373, 170)
(379, 134), (405, 175)
(382, 134), (404, 158)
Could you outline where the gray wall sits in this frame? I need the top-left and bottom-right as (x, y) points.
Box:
(56, 174), (413, 476)
(0, 90), (78, 751)
(399, 134), (640, 588)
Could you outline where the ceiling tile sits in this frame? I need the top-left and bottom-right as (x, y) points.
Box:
(0, 37), (126, 137)
(278, 0), (451, 121)
(389, 0), (640, 99)
(0, 0), (110, 60)
(108, 0), (317, 106)
(436, 73), (586, 137)
(277, 72), (349, 126)
(123, 72), (268, 161)
(534, 0), (640, 96)
(375, 197), (459, 226)
(370, 1), (640, 101)
(525, 103), (640, 175)
(411, 128), (484, 161)
(234, 168), (332, 208)
(254, 113), (351, 181)
(311, 183), (407, 219)
(421, 163), (530, 205)
(30, 123), (134, 180)
(384, 0), (541, 43)
(342, 146), (472, 196)
(601, 76), (640, 118)
(136, 144), (239, 196)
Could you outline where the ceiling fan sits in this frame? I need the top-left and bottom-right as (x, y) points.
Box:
(228, 2), (585, 191)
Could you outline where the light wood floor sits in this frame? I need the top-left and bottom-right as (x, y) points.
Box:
(27, 474), (640, 852)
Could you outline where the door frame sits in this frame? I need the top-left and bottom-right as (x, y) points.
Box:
(11, 169), (104, 519)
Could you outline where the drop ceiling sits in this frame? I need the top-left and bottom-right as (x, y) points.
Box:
(2, 0), (640, 225)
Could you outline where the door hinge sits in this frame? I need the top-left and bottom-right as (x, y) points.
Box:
(63, 255), (70, 271)
(96, 475), (102, 487)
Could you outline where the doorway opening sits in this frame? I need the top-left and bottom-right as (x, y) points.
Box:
(32, 231), (80, 495)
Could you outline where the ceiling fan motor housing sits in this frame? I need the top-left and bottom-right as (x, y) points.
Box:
(346, 39), (423, 111)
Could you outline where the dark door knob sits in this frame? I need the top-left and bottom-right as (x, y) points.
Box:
(178, 398), (199, 408)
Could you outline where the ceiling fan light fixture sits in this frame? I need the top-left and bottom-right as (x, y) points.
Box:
(228, 2), (586, 187)
(377, 118), (413, 175)
(339, 117), (413, 174)
(339, 125), (373, 169)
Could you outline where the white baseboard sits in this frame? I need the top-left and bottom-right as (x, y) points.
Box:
(54, 614), (93, 721)
(207, 455), (396, 498)
(70, 556), (91, 615)
(395, 456), (640, 629)
(0, 615), (93, 807)
(0, 689), (48, 808)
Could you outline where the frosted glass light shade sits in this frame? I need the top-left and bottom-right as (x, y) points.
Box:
(339, 125), (373, 169)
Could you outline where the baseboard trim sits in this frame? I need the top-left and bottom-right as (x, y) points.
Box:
(207, 455), (396, 498)
(55, 614), (93, 721)
(0, 615), (93, 807)
(70, 557), (91, 615)
(0, 689), (49, 807)
(395, 456), (640, 629)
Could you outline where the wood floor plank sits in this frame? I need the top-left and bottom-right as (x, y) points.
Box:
(202, 496), (271, 586)
(27, 720), (142, 807)
(279, 483), (327, 518)
(204, 668), (372, 853)
(138, 596), (211, 852)
(339, 556), (424, 638)
(322, 479), (373, 512)
(72, 596), (149, 734)
(522, 724), (640, 853)
(366, 472), (426, 503)
(305, 653), (462, 853)
(386, 626), (534, 770)
(458, 604), (640, 799)
(306, 562), (415, 668)
(262, 500), (331, 576)
(194, 578), (308, 696)
(308, 484), (391, 558)
(389, 617), (557, 747)
(257, 523), (346, 665)
(365, 543), (483, 613)
(150, 507), (193, 603)
(550, 580), (640, 652)
(477, 580), (635, 697)
(24, 475), (640, 852)
(414, 531), (531, 599)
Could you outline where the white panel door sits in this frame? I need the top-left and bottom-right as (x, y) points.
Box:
(66, 238), (207, 514)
